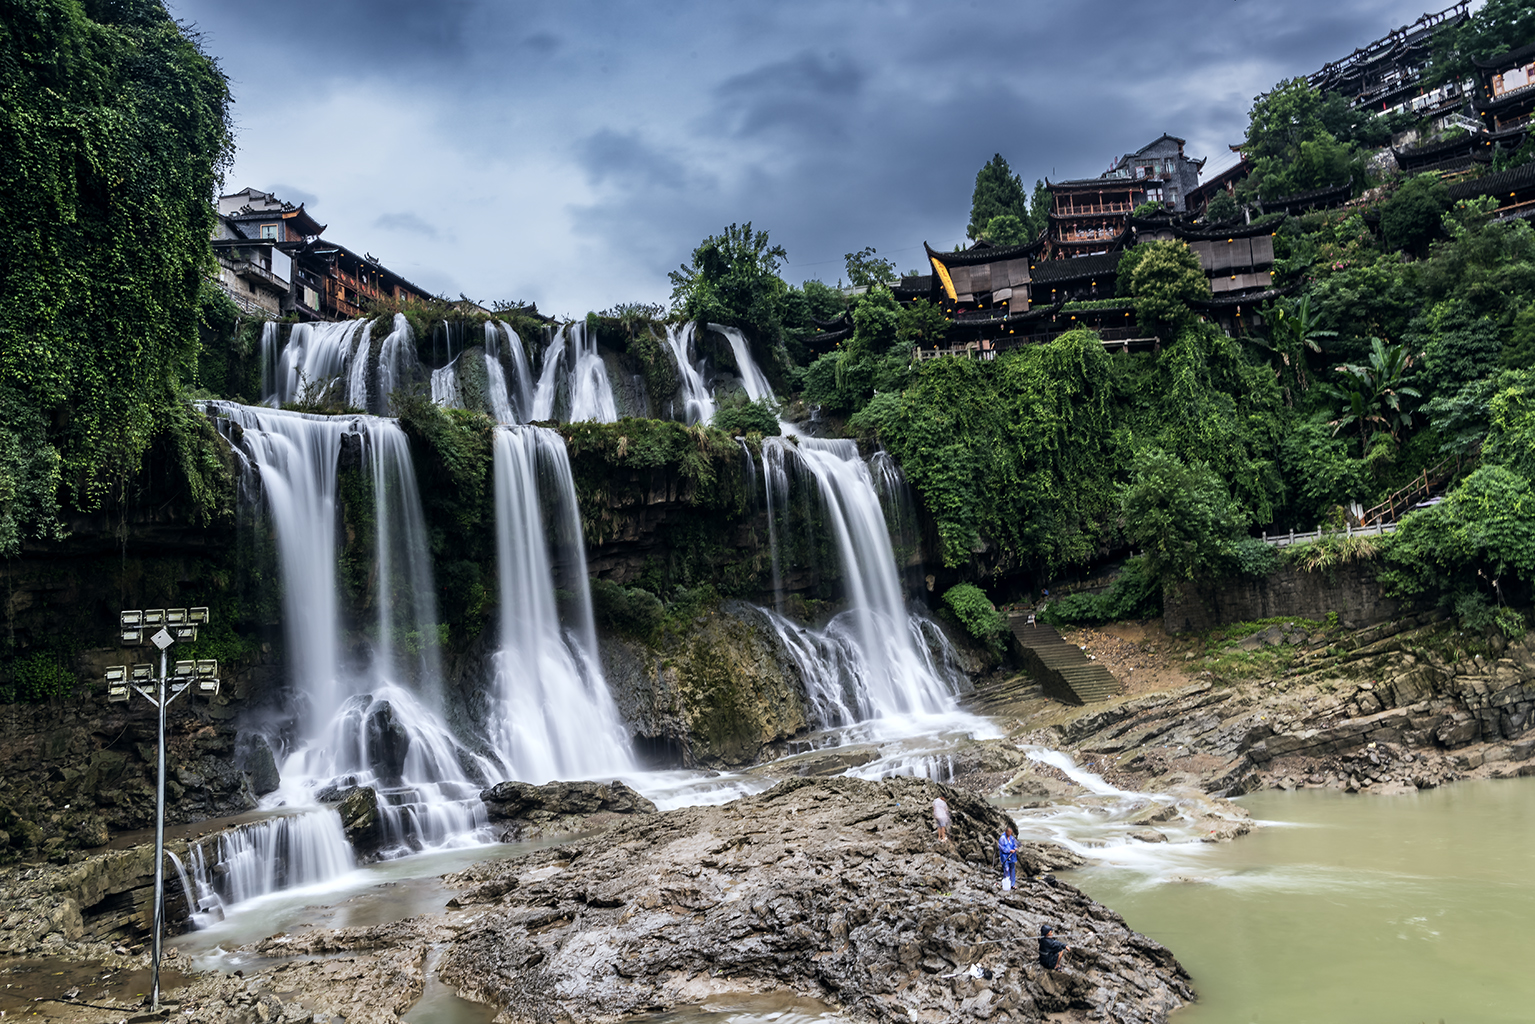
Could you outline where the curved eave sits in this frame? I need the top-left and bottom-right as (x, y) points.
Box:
(923, 238), (1044, 266)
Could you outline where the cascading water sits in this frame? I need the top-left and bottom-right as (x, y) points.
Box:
(268, 320), (365, 407)
(489, 426), (634, 781)
(663, 323), (717, 425)
(489, 320), (535, 423)
(206, 403), (492, 870)
(182, 811), (356, 923)
(712, 323), (775, 403)
(530, 322), (617, 423)
(373, 313), (422, 415)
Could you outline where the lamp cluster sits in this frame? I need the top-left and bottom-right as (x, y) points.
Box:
(105, 608), (221, 702)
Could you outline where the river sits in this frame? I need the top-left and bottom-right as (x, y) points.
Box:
(1066, 777), (1535, 1023)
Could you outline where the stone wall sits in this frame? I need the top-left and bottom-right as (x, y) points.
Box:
(1163, 561), (1400, 635)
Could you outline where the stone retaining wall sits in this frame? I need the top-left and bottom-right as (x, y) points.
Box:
(1163, 561), (1400, 635)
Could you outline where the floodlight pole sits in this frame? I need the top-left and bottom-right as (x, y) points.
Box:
(151, 642), (168, 1013)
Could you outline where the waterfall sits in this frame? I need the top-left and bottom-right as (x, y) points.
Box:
(529, 322), (618, 423)
(490, 426), (634, 781)
(205, 402), (494, 858)
(662, 323), (716, 425)
(347, 320), (374, 411)
(761, 439), (789, 614)
(267, 320), (364, 407)
(711, 323), (775, 403)
(374, 313), (421, 415)
(431, 356), (462, 409)
(258, 322), (281, 406)
(182, 810), (356, 923)
(492, 321), (535, 422)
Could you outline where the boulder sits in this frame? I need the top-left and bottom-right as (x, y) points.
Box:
(364, 701), (410, 786)
(332, 786), (383, 856)
(479, 779), (656, 822)
(243, 735), (282, 797)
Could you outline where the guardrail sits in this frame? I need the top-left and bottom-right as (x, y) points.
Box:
(1260, 521), (1397, 548)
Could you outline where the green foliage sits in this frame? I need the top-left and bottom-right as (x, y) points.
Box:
(884, 331), (1120, 570)
(1203, 190), (1240, 224)
(896, 299), (949, 347)
(1116, 241), (1206, 338)
(980, 213), (1031, 247)
(1318, 337), (1421, 450)
(1131, 201), (1165, 219)
(712, 399), (781, 437)
(669, 223), (788, 373)
(590, 578), (666, 641)
(1485, 369), (1535, 479)
(1, 652), (76, 703)
(1040, 557), (1161, 626)
(0, 0), (234, 512)
(1239, 78), (1362, 201)
(1380, 465), (1535, 634)
(1407, 299), (1503, 399)
(1427, 0), (1535, 86)
(0, 385), (65, 557)
(1380, 174), (1451, 253)
(1121, 449), (1247, 582)
(941, 583), (1004, 640)
(1277, 417), (1363, 525)
(967, 154), (1031, 241)
(843, 246), (897, 288)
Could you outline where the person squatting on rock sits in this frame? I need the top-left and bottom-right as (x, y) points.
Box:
(1038, 924), (1070, 971)
(998, 823), (1019, 889)
(932, 796), (951, 843)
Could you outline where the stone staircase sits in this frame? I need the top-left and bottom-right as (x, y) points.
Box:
(1008, 616), (1120, 705)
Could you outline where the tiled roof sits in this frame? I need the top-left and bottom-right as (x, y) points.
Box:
(1030, 252), (1123, 285)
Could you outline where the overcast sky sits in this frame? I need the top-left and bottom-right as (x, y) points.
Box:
(171, 0), (1452, 318)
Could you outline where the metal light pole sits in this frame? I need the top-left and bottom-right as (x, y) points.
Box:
(105, 607), (221, 1013)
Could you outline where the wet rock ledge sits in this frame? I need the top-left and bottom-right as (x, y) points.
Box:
(421, 775), (1186, 1023)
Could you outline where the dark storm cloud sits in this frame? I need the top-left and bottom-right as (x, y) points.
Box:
(172, 0), (1450, 309)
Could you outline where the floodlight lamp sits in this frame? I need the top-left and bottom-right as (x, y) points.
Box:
(121, 610), (144, 628)
(171, 625), (198, 643)
(107, 684), (130, 703)
(104, 665), (127, 684)
(196, 677), (221, 697)
(195, 659), (218, 678)
(121, 629), (144, 646)
(188, 607), (210, 625)
(144, 609), (166, 626)
(172, 660), (196, 679)
(131, 664), (154, 682)
(166, 608), (188, 626)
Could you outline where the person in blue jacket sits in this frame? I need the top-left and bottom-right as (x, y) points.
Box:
(998, 823), (1019, 888)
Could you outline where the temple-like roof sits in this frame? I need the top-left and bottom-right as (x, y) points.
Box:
(1194, 286), (1289, 309)
(1393, 132), (1493, 160)
(1031, 252), (1123, 285)
(1447, 160), (1535, 201)
(924, 238), (1044, 266)
(1128, 215), (1286, 240)
(1045, 176), (1157, 191)
(1472, 39), (1535, 71)
(1261, 180), (1354, 212)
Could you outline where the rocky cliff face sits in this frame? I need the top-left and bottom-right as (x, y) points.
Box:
(601, 601), (812, 767)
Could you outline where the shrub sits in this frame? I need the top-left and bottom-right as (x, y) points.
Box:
(941, 583), (1005, 640)
(1040, 557), (1161, 626)
(712, 399), (781, 437)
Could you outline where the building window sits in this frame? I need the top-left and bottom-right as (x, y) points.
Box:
(260, 223), (279, 240)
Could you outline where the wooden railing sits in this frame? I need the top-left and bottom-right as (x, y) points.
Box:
(1359, 449), (1474, 526)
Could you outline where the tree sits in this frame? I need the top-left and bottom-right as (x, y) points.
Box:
(1121, 449), (1247, 583)
(1259, 294), (1336, 393)
(1203, 189), (1239, 224)
(980, 214), (1030, 247)
(844, 246), (897, 288)
(1238, 78), (1361, 200)
(1428, 0), (1535, 86)
(1, 0), (234, 514)
(967, 154), (1029, 240)
(897, 299), (949, 348)
(1117, 241), (1207, 338)
(1381, 174), (1451, 253)
(669, 222), (788, 347)
(1318, 337), (1421, 449)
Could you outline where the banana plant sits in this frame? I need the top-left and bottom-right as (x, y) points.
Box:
(1318, 336), (1421, 449)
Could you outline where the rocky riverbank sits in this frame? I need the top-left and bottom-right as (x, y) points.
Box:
(967, 615), (1535, 800)
(11, 776), (1192, 1024)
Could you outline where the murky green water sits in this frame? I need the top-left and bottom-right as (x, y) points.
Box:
(1067, 778), (1535, 1024)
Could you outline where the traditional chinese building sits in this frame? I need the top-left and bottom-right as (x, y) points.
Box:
(1472, 41), (1535, 159)
(1308, 2), (1472, 119)
(210, 188), (431, 321)
(1106, 135), (1206, 212)
(1042, 177), (1144, 259)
